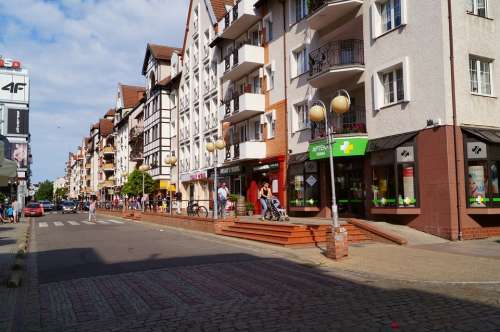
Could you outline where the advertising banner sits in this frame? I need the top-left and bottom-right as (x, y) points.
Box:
(0, 71), (30, 103)
(7, 108), (29, 135)
(10, 142), (28, 169)
(468, 165), (487, 207)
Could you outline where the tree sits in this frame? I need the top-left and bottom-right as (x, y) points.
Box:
(35, 180), (54, 201)
(54, 187), (68, 202)
(122, 170), (156, 197)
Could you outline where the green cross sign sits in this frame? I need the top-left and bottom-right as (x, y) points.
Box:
(308, 137), (368, 160)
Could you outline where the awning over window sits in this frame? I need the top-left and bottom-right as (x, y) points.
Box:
(288, 152), (309, 165)
(462, 127), (500, 144)
(366, 132), (418, 153)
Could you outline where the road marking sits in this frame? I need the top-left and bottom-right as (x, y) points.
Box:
(107, 220), (124, 224)
(95, 220), (111, 224)
(53, 222), (64, 227)
(39, 222), (48, 228)
(67, 221), (80, 226)
(80, 221), (96, 225)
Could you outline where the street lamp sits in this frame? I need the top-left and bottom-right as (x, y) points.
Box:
(164, 155), (177, 214)
(206, 138), (226, 219)
(309, 90), (351, 259)
(138, 164), (150, 211)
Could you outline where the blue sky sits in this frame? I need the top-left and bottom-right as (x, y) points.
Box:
(0, 0), (188, 183)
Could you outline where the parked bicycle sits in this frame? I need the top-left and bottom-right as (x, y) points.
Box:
(186, 200), (208, 218)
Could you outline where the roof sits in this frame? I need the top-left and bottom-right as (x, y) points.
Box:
(211, 0), (234, 21)
(462, 126), (500, 144)
(120, 84), (145, 109)
(142, 43), (182, 74)
(105, 109), (115, 117)
(99, 118), (114, 137)
(91, 122), (99, 130)
(367, 132), (418, 153)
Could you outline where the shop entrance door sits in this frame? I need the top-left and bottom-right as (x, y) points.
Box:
(334, 158), (365, 217)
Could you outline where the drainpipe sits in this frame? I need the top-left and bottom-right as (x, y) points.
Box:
(447, 0), (463, 240)
(280, 0), (289, 208)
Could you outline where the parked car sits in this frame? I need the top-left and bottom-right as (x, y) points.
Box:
(61, 201), (77, 214)
(24, 202), (44, 217)
(39, 200), (54, 211)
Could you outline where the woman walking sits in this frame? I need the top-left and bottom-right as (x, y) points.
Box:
(259, 182), (272, 221)
(88, 199), (97, 222)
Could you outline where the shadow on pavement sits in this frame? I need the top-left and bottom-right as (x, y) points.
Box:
(11, 247), (500, 332)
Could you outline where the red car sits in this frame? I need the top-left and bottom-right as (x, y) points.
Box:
(24, 202), (44, 217)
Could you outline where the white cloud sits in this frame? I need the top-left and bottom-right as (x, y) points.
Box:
(0, 0), (188, 182)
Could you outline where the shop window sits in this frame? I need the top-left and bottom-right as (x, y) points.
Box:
(465, 139), (500, 208)
(288, 161), (320, 208)
(371, 144), (418, 208)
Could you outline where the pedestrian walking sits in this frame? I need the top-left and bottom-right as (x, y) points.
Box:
(12, 199), (20, 223)
(88, 199), (97, 222)
(0, 204), (5, 224)
(259, 182), (272, 221)
(217, 183), (229, 219)
(175, 191), (182, 214)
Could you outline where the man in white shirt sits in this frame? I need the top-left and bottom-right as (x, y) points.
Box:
(217, 183), (229, 218)
(12, 199), (20, 223)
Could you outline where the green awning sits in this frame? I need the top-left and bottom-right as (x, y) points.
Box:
(309, 137), (368, 160)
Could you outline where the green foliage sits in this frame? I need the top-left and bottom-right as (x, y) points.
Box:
(122, 170), (156, 197)
(228, 194), (239, 203)
(0, 192), (6, 203)
(35, 180), (54, 201)
(54, 187), (68, 202)
(245, 202), (255, 211)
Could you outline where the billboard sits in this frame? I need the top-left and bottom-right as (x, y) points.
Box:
(10, 142), (28, 169)
(7, 108), (29, 135)
(0, 68), (29, 103)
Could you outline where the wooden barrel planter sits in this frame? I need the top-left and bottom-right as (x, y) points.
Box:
(236, 196), (246, 216)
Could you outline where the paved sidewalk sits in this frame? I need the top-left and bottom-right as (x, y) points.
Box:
(0, 221), (29, 332)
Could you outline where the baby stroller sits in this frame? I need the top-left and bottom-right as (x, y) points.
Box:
(265, 196), (290, 222)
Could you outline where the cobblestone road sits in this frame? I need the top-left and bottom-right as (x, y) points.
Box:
(12, 214), (500, 331)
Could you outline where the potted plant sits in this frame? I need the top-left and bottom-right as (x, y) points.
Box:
(246, 202), (255, 216)
(228, 194), (239, 216)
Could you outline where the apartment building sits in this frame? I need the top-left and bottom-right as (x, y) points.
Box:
(142, 44), (181, 193)
(178, 0), (221, 202)
(210, 0), (288, 212)
(280, 0), (500, 240)
(113, 84), (146, 190)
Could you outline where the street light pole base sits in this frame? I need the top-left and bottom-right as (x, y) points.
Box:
(325, 227), (348, 260)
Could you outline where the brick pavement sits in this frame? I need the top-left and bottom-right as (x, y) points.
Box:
(15, 258), (500, 331)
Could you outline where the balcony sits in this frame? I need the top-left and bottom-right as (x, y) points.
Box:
(85, 164), (91, 169)
(311, 105), (367, 139)
(129, 125), (144, 141)
(102, 163), (115, 172)
(308, 39), (364, 89)
(102, 180), (114, 188)
(102, 146), (114, 155)
(218, 0), (260, 40)
(307, 0), (363, 31)
(222, 92), (265, 124)
(225, 140), (266, 162)
(222, 44), (264, 82)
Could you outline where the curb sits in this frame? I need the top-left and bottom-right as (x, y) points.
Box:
(6, 221), (31, 288)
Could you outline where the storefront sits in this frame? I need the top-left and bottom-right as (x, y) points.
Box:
(293, 136), (368, 217)
(462, 127), (500, 209)
(180, 171), (210, 202)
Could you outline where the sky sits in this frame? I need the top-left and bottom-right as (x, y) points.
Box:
(0, 0), (188, 183)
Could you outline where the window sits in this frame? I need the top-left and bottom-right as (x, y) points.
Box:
(372, 0), (406, 38)
(295, 0), (308, 22)
(382, 67), (404, 105)
(266, 112), (276, 139)
(293, 46), (308, 77)
(263, 15), (273, 42)
(470, 56), (493, 95)
(288, 162), (320, 208)
(467, 0), (488, 17)
(265, 64), (275, 90)
(380, 0), (402, 33)
(294, 103), (309, 131)
(373, 57), (410, 110)
(371, 144), (418, 208)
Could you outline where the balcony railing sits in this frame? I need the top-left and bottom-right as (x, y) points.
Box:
(311, 105), (367, 139)
(102, 146), (114, 155)
(222, 43), (264, 81)
(218, 0), (260, 40)
(102, 163), (115, 171)
(129, 125), (144, 141)
(309, 39), (364, 78)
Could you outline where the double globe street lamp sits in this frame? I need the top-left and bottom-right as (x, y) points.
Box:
(164, 155), (177, 214)
(206, 138), (226, 220)
(309, 89), (351, 259)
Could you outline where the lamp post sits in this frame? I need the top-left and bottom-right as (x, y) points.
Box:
(164, 155), (177, 214)
(309, 89), (351, 259)
(138, 164), (150, 211)
(206, 138), (226, 220)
